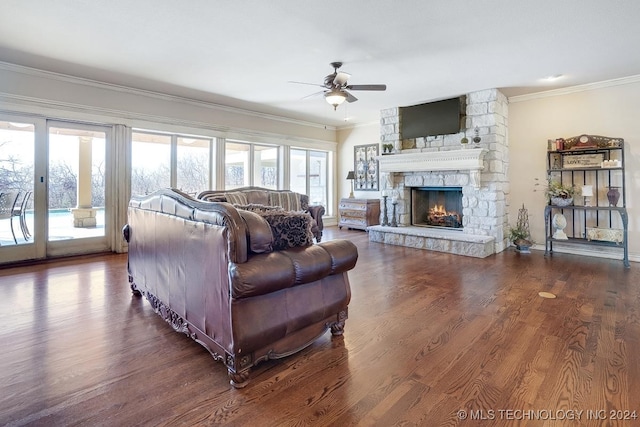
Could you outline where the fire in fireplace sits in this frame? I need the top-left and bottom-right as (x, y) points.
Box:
(411, 187), (463, 229)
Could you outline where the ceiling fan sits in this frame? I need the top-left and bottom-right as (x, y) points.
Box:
(290, 62), (387, 110)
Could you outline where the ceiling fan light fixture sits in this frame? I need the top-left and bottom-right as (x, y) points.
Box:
(325, 90), (346, 110)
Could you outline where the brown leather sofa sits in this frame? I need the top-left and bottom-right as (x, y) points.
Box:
(123, 189), (357, 388)
(197, 186), (325, 241)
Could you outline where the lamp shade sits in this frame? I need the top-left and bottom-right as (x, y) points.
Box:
(325, 90), (347, 109)
(581, 185), (593, 197)
(346, 171), (355, 180)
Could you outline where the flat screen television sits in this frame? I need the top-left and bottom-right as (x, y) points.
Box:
(400, 96), (466, 139)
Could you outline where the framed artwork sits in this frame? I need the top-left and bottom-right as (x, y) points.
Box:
(354, 144), (379, 191)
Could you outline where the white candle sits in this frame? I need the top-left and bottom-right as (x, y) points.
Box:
(391, 195), (397, 204)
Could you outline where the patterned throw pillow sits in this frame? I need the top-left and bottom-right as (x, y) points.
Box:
(258, 211), (314, 250)
(234, 204), (284, 213)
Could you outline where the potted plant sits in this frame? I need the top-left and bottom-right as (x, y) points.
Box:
(509, 204), (533, 253)
(508, 225), (533, 253)
(537, 178), (578, 206)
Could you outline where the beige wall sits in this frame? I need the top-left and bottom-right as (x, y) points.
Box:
(509, 78), (640, 261)
(337, 123), (380, 203)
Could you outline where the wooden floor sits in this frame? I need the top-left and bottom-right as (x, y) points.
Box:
(1, 227), (639, 426)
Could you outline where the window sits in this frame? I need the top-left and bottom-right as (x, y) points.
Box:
(132, 131), (214, 196)
(225, 142), (249, 189)
(225, 140), (278, 190)
(290, 148), (329, 209)
(253, 145), (278, 189)
(131, 132), (171, 196)
(176, 136), (211, 195)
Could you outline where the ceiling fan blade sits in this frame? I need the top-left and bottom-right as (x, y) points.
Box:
(344, 90), (358, 103)
(345, 84), (387, 91)
(288, 80), (325, 87)
(333, 71), (351, 86)
(301, 90), (325, 100)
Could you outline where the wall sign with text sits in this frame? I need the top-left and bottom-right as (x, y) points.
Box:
(562, 153), (604, 169)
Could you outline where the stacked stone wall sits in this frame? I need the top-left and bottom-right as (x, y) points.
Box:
(378, 89), (509, 254)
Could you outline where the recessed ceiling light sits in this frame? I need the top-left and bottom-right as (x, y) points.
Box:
(543, 74), (564, 81)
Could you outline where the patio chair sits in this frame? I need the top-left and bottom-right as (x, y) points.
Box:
(0, 190), (20, 244)
(12, 191), (32, 241)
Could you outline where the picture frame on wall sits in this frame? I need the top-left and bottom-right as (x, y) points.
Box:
(354, 144), (379, 191)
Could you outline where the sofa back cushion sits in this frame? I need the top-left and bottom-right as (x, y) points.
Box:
(268, 191), (301, 212)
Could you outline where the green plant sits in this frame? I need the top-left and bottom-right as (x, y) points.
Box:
(508, 225), (530, 242)
(535, 178), (578, 200)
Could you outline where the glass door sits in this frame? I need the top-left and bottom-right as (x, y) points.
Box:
(46, 122), (110, 257)
(0, 118), (39, 262)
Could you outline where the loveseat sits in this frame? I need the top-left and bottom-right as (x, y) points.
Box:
(123, 189), (357, 388)
(197, 186), (325, 241)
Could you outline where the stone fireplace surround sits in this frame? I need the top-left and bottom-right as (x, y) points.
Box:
(368, 89), (509, 258)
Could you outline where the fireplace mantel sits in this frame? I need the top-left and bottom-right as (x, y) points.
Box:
(378, 148), (487, 188)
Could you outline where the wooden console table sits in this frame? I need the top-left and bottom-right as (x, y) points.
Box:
(338, 198), (380, 231)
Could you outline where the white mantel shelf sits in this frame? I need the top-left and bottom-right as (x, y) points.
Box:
(378, 148), (487, 188)
(378, 148), (487, 173)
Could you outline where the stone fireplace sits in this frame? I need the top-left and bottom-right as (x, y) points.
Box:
(368, 89), (509, 258)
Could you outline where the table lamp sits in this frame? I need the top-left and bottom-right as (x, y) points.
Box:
(346, 171), (355, 198)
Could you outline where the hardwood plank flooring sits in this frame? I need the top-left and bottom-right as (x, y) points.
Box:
(1, 227), (639, 426)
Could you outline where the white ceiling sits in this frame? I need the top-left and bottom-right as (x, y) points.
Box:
(2, 0), (640, 128)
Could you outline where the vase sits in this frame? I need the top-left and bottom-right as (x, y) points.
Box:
(550, 196), (573, 207)
(607, 186), (620, 206)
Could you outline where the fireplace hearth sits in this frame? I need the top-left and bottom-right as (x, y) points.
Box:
(411, 187), (463, 229)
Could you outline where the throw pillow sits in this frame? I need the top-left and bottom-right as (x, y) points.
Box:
(268, 191), (301, 212)
(225, 192), (248, 205)
(299, 194), (310, 211)
(237, 210), (273, 253)
(258, 211), (314, 250)
(234, 204), (284, 213)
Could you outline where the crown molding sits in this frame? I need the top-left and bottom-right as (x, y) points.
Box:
(337, 119), (380, 131)
(0, 61), (336, 132)
(0, 91), (337, 150)
(508, 75), (640, 103)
